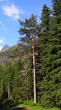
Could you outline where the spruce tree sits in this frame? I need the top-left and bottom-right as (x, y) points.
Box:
(46, 0), (61, 107)
(40, 4), (51, 37)
(38, 1), (61, 107)
(52, 0), (61, 16)
(36, 4), (51, 104)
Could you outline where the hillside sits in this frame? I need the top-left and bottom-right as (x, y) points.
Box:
(0, 44), (30, 63)
(0, 44), (20, 63)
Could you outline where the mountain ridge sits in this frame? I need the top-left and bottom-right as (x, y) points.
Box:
(1, 44), (10, 51)
(0, 44), (19, 63)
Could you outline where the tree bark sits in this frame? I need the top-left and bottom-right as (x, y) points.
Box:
(8, 86), (10, 99)
(32, 42), (36, 103)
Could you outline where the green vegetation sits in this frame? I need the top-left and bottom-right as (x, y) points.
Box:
(0, 0), (61, 109)
(18, 101), (60, 110)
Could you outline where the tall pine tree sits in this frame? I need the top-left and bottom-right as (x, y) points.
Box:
(18, 14), (40, 103)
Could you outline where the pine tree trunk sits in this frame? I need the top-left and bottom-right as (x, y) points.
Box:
(32, 43), (36, 103)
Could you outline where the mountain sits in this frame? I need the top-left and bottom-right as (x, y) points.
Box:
(1, 44), (10, 51)
(0, 44), (30, 63)
(0, 44), (19, 63)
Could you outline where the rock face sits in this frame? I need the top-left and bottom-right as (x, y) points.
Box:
(1, 44), (10, 51)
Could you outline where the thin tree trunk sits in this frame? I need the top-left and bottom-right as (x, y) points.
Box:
(8, 86), (12, 99)
(32, 43), (36, 103)
(8, 86), (10, 99)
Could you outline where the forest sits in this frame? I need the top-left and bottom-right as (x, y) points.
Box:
(0, 0), (61, 109)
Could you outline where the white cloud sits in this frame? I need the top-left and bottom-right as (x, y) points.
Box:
(2, 4), (23, 20)
(0, 46), (3, 51)
(0, 39), (4, 43)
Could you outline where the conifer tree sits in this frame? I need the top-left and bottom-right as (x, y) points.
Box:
(46, 0), (61, 106)
(52, 0), (61, 16)
(18, 14), (40, 103)
(38, 1), (61, 107)
(36, 4), (51, 104)
(0, 64), (3, 98)
(40, 4), (51, 37)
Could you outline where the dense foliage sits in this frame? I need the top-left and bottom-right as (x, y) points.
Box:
(0, 0), (61, 108)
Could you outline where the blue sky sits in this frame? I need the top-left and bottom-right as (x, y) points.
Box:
(0, 0), (52, 50)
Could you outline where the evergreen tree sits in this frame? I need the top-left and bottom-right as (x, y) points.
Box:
(4, 61), (13, 99)
(38, 1), (61, 107)
(52, 0), (61, 16)
(18, 14), (40, 103)
(18, 43), (34, 100)
(36, 4), (51, 104)
(46, 0), (61, 107)
(0, 64), (4, 98)
(40, 4), (51, 37)
(12, 60), (21, 100)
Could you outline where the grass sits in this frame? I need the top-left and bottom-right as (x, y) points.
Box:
(18, 101), (61, 110)
(0, 100), (61, 110)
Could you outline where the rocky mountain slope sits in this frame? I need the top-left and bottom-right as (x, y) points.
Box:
(1, 44), (10, 51)
(0, 44), (19, 63)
